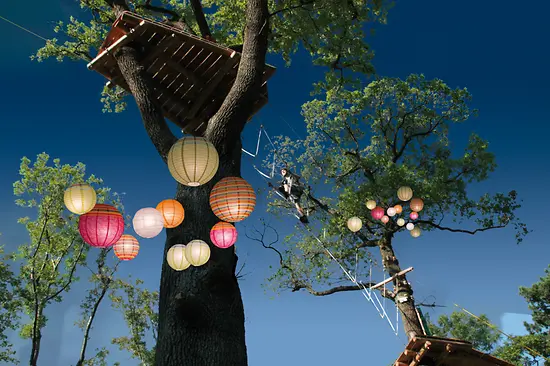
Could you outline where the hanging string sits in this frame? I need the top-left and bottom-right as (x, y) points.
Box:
(0, 14), (50, 42)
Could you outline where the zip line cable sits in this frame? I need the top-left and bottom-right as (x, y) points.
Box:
(0, 14), (49, 42)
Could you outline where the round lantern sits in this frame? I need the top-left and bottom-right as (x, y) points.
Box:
(387, 207), (397, 217)
(347, 217), (362, 232)
(410, 227), (421, 238)
(133, 208), (165, 239)
(397, 186), (413, 201)
(397, 218), (405, 226)
(394, 205), (403, 214)
(113, 234), (140, 261)
(410, 198), (424, 212)
(406, 223), (415, 231)
(64, 183), (97, 215)
(366, 200), (377, 210)
(371, 207), (385, 220)
(381, 215), (390, 224)
(156, 199), (185, 228)
(167, 244), (190, 271)
(79, 204), (124, 248)
(210, 177), (256, 222)
(410, 211), (419, 220)
(185, 240), (211, 266)
(210, 222), (238, 249)
(167, 137), (219, 186)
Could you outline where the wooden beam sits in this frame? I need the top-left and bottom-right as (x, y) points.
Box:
(410, 341), (431, 366)
(370, 267), (414, 290)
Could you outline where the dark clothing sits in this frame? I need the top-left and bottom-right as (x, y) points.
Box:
(279, 172), (304, 203)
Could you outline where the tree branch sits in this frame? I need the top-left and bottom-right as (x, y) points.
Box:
(269, 0), (317, 18)
(204, 0), (270, 150)
(44, 242), (86, 303)
(104, 0), (129, 17)
(137, 1), (180, 21)
(189, 0), (212, 38)
(418, 220), (506, 234)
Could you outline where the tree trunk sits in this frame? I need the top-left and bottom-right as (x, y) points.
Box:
(76, 286), (109, 366)
(29, 308), (42, 366)
(379, 234), (424, 341)
(115, 46), (247, 366)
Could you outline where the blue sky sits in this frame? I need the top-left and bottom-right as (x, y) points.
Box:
(0, 0), (549, 365)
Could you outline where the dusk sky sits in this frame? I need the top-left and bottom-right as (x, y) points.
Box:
(0, 0), (549, 365)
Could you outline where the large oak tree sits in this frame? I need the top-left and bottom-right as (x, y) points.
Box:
(34, 0), (389, 365)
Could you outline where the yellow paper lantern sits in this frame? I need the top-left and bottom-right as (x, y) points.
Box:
(410, 227), (421, 238)
(397, 186), (413, 201)
(365, 200), (377, 210)
(394, 205), (403, 214)
(167, 137), (219, 186)
(64, 183), (97, 215)
(381, 215), (389, 224)
(156, 199), (185, 228)
(167, 244), (190, 271)
(397, 218), (405, 226)
(185, 240), (211, 266)
(410, 198), (424, 212)
(347, 217), (362, 232)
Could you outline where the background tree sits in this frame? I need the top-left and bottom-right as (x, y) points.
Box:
(264, 74), (528, 340)
(34, 1), (390, 364)
(0, 243), (20, 364)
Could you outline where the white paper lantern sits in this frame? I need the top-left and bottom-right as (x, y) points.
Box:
(397, 218), (405, 226)
(410, 227), (421, 238)
(347, 217), (362, 232)
(133, 208), (165, 239)
(387, 207), (397, 217)
(185, 240), (211, 266)
(365, 200), (377, 210)
(167, 137), (219, 186)
(406, 223), (415, 231)
(167, 244), (190, 271)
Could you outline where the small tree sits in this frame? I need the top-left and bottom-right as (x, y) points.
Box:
(266, 74), (528, 340)
(0, 244), (20, 364)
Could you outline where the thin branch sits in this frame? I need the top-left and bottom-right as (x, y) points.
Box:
(418, 220), (506, 234)
(269, 0), (317, 17)
(189, 0), (212, 37)
(138, 1), (181, 21)
(44, 242), (86, 303)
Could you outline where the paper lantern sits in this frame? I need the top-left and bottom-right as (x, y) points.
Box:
(366, 200), (377, 210)
(397, 186), (413, 201)
(371, 207), (385, 220)
(381, 215), (389, 224)
(210, 222), (238, 249)
(156, 199), (185, 228)
(185, 240), (211, 266)
(167, 137), (219, 186)
(387, 207), (397, 217)
(133, 208), (165, 239)
(210, 177), (256, 222)
(410, 227), (421, 238)
(79, 204), (124, 247)
(167, 244), (190, 271)
(64, 183), (97, 215)
(410, 198), (424, 212)
(397, 218), (405, 226)
(394, 205), (403, 214)
(410, 211), (419, 220)
(113, 234), (140, 261)
(406, 223), (415, 231)
(347, 217), (362, 232)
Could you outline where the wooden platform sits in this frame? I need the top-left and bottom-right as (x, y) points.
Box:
(394, 336), (514, 366)
(87, 11), (276, 135)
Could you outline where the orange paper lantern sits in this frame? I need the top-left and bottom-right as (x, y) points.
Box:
(156, 199), (185, 228)
(113, 234), (140, 261)
(394, 205), (403, 214)
(410, 198), (424, 212)
(209, 177), (256, 222)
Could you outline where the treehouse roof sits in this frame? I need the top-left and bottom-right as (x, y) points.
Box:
(87, 11), (276, 136)
(394, 336), (514, 366)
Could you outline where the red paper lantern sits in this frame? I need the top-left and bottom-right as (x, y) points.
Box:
(113, 234), (140, 261)
(79, 204), (124, 247)
(410, 211), (419, 220)
(371, 206), (385, 220)
(210, 222), (238, 249)
(209, 177), (256, 222)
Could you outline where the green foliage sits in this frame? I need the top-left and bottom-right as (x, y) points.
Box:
(428, 312), (501, 352)
(0, 244), (21, 364)
(110, 277), (158, 366)
(266, 74), (528, 295)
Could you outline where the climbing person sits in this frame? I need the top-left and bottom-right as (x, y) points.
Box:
(278, 168), (306, 219)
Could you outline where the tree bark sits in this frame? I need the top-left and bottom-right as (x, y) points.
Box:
(378, 234), (424, 340)
(29, 308), (43, 366)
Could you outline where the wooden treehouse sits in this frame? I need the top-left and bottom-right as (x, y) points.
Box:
(87, 11), (276, 135)
(394, 336), (514, 366)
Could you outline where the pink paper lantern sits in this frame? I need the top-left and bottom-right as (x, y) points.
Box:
(381, 215), (390, 224)
(210, 222), (238, 249)
(410, 212), (419, 220)
(79, 204), (124, 248)
(371, 206), (385, 220)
